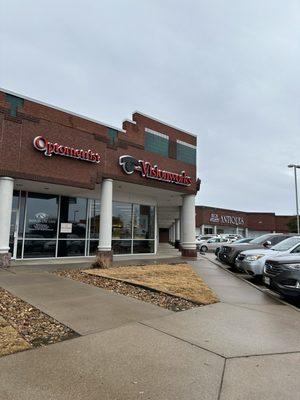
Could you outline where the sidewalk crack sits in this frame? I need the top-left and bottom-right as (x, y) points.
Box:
(138, 321), (226, 359)
(217, 358), (226, 400)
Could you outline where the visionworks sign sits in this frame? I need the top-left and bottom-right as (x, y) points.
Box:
(119, 155), (192, 186)
(33, 136), (100, 163)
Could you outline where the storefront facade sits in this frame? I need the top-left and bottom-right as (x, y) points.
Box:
(0, 90), (199, 266)
(196, 206), (294, 237)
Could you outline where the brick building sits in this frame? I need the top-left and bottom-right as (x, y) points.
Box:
(0, 89), (199, 266)
(196, 206), (294, 237)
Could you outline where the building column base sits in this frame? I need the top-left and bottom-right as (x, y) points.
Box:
(95, 250), (113, 268)
(181, 248), (197, 257)
(0, 252), (11, 268)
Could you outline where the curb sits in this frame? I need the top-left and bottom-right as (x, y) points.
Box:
(201, 255), (300, 313)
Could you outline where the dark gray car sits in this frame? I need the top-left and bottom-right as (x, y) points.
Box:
(263, 254), (300, 299)
(218, 233), (292, 266)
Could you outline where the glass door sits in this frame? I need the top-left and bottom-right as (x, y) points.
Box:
(9, 191), (20, 259)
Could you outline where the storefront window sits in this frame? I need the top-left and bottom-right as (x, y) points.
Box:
(25, 193), (59, 238)
(133, 205), (155, 239)
(89, 240), (99, 256)
(17, 192), (26, 237)
(133, 240), (154, 254)
(23, 240), (56, 258)
(9, 191), (20, 255)
(13, 192), (155, 258)
(112, 202), (132, 239)
(59, 196), (87, 239)
(112, 240), (132, 254)
(89, 200), (100, 239)
(57, 240), (86, 257)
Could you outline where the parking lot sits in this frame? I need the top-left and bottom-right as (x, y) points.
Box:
(203, 252), (300, 310)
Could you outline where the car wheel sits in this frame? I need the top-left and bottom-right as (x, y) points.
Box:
(230, 255), (240, 269)
(200, 245), (208, 252)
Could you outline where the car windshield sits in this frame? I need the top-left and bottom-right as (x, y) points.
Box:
(271, 236), (300, 251)
(235, 238), (251, 243)
(250, 234), (274, 244)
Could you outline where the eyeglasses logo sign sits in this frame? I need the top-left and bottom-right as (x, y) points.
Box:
(119, 155), (192, 186)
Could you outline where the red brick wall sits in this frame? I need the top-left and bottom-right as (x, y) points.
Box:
(0, 91), (197, 194)
(196, 206), (293, 233)
(196, 206), (248, 228)
(275, 216), (295, 233)
(247, 213), (276, 231)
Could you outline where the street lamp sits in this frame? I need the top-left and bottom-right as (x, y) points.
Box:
(288, 164), (300, 234)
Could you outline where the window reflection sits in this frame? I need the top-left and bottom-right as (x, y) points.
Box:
(112, 240), (132, 254)
(59, 196), (87, 239)
(13, 192), (156, 258)
(112, 202), (132, 239)
(23, 240), (56, 258)
(57, 240), (86, 257)
(25, 193), (59, 238)
(89, 200), (100, 239)
(89, 240), (99, 256)
(133, 205), (155, 239)
(133, 240), (155, 254)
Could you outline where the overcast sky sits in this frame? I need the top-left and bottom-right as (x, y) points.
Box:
(1, 0), (299, 214)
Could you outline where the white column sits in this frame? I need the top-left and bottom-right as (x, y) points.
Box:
(0, 177), (14, 255)
(175, 218), (180, 241)
(98, 178), (113, 252)
(175, 217), (180, 249)
(213, 225), (217, 235)
(201, 225), (205, 235)
(245, 227), (249, 237)
(180, 206), (183, 244)
(181, 194), (197, 256)
(172, 222), (176, 244)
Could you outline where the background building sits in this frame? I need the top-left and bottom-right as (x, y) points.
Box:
(196, 206), (294, 237)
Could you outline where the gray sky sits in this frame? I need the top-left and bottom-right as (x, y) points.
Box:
(1, 0), (299, 214)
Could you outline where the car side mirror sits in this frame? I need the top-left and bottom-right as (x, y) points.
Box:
(263, 240), (272, 248)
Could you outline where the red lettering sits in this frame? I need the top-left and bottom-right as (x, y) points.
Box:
(139, 160), (150, 177)
(33, 136), (100, 164)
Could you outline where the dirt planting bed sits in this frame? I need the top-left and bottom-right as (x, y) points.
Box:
(0, 287), (78, 357)
(56, 263), (219, 311)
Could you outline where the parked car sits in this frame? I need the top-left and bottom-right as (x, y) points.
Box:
(217, 233), (292, 266)
(199, 236), (231, 253)
(220, 234), (243, 241)
(215, 237), (253, 257)
(236, 236), (300, 278)
(263, 254), (300, 299)
(196, 235), (217, 249)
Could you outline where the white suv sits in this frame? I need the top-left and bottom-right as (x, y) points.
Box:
(199, 237), (231, 253)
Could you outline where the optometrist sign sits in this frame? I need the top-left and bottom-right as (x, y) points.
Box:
(33, 136), (100, 163)
(119, 155), (192, 186)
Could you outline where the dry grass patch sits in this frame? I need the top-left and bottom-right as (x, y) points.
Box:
(0, 317), (31, 357)
(85, 263), (219, 305)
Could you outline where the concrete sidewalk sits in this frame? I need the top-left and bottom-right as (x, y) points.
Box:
(1, 257), (300, 399)
(0, 266), (171, 335)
